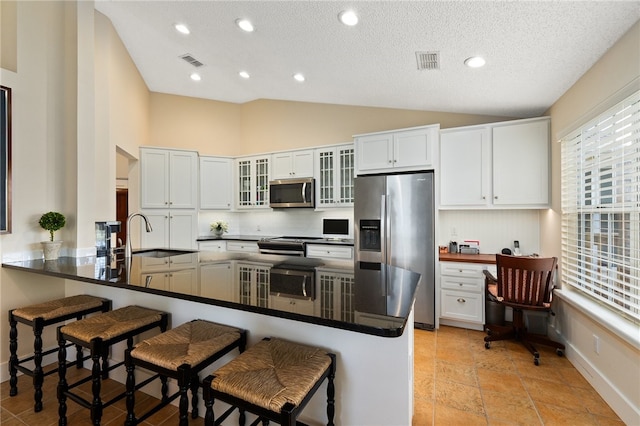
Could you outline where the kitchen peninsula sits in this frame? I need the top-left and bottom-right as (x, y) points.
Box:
(3, 251), (420, 425)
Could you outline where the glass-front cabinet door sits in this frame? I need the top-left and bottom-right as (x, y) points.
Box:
(236, 155), (270, 209)
(236, 263), (270, 308)
(318, 269), (354, 322)
(316, 144), (354, 208)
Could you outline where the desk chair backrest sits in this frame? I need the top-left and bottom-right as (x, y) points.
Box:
(495, 255), (558, 308)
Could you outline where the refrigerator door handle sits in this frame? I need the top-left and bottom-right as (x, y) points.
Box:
(381, 194), (387, 261)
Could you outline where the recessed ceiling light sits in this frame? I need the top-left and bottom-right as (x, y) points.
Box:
(293, 73), (305, 82)
(174, 23), (190, 35)
(464, 56), (486, 68)
(190, 73), (201, 81)
(236, 18), (254, 32)
(338, 10), (359, 26)
(239, 71), (250, 79)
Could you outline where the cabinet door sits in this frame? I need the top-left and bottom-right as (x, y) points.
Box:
(441, 290), (483, 323)
(141, 211), (170, 248)
(316, 145), (354, 207)
(271, 152), (294, 179)
(200, 157), (232, 209)
(169, 151), (198, 209)
(306, 244), (353, 260)
(139, 271), (169, 290)
(236, 156), (270, 209)
(355, 133), (393, 172)
(492, 119), (549, 206)
(271, 151), (313, 179)
(169, 212), (197, 249)
(200, 263), (234, 301)
(318, 270), (354, 321)
(141, 149), (169, 208)
(440, 128), (490, 206)
(393, 128), (434, 169)
(168, 269), (197, 295)
(198, 241), (227, 252)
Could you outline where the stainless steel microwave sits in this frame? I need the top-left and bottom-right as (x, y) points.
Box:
(269, 178), (315, 208)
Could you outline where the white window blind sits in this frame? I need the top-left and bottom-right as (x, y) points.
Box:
(561, 90), (640, 323)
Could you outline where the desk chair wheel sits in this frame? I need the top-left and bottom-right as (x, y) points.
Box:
(484, 342), (490, 349)
(533, 357), (540, 366)
(556, 348), (564, 357)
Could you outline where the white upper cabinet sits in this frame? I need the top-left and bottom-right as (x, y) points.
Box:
(440, 128), (491, 207)
(271, 149), (314, 179)
(235, 155), (270, 209)
(439, 117), (550, 209)
(141, 148), (198, 209)
(354, 125), (438, 175)
(199, 156), (232, 209)
(315, 144), (355, 207)
(492, 119), (549, 206)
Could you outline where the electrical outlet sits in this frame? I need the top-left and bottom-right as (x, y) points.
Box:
(593, 334), (600, 354)
(256, 225), (261, 232)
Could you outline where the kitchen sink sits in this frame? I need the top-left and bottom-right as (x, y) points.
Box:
(132, 249), (196, 258)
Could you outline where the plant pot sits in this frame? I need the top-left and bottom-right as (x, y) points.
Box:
(212, 229), (224, 238)
(42, 241), (63, 261)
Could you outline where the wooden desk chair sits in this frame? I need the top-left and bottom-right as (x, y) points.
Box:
(483, 254), (565, 365)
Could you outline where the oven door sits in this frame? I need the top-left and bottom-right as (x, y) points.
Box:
(269, 267), (315, 300)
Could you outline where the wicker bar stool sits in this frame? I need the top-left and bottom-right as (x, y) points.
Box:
(203, 337), (336, 426)
(8, 295), (111, 412)
(56, 305), (169, 426)
(124, 319), (247, 426)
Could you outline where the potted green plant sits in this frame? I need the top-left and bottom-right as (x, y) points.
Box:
(39, 211), (66, 260)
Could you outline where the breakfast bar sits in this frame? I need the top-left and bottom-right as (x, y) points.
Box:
(3, 250), (421, 425)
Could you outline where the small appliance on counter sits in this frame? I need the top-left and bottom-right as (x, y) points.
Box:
(323, 218), (349, 240)
(95, 221), (122, 257)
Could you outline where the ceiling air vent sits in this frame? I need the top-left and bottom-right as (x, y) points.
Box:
(415, 51), (439, 70)
(180, 53), (204, 68)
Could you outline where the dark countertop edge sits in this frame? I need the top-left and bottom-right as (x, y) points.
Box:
(439, 253), (497, 264)
(2, 262), (405, 338)
(197, 235), (355, 246)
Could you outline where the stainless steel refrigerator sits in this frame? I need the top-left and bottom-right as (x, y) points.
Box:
(354, 171), (435, 329)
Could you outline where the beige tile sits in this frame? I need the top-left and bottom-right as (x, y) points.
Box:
(476, 368), (527, 396)
(434, 402), (487, 425)
(435, 359), (478, 386)
(572, 387), (620, 419)
(558, 366), (592, 389)
(592, 413), (627, 426)
(536, 403), (599, 425)
(474, 346), (517, 373)
(412, 398), (434, 425)
(482, 389), (541, 425)
(522, 376), (588, 412)
(415, 370), (435, 401)
(435, 380), (485, 415)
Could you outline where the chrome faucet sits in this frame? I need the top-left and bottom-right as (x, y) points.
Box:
(125, 213), (153, 258)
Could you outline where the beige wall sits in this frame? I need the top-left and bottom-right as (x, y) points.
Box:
(0, 1), (17, 72)
(542, 20), (640, 259)
(150, 94), (512, 157)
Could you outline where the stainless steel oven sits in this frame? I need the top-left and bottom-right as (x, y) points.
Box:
(269, 264), (315, 300)
(258, 236), (322, 257)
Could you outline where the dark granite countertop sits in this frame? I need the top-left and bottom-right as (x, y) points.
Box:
(197, 235), (354, 246)
(2, 251), (418, 337)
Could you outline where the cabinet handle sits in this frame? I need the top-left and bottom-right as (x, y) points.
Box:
(459, 283), (463, 286)
(494, 196), (498, 199)
(482, 196), (486, 200)
(164, 202), (168, 205)
(388, 160), (392, 164)
(457, 298), (466, 303)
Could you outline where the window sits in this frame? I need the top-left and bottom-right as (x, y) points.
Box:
(561, 90), (640, 323)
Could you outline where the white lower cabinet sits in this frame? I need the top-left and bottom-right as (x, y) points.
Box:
(306, 244), (353, 260)
(439, 262), (495, 331)
(199, 262), (233, 300)
(139, 268), (197, 295)
(141, 211), (197, 250)
(198, 241), (227, 252)
(270, 297), (315, 315)
(226, 241), (259, 253)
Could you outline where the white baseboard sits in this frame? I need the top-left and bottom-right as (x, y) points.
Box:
(565, 339), (640, 425)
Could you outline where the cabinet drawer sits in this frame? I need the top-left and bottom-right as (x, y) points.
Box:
(306, 245), (353, 260)
(440, 275), (483, 292)
(226, 241), (259, 253)
(198, 241), (226, 252)
(440, 290), (483, 323)
(441, 262), (484, 278)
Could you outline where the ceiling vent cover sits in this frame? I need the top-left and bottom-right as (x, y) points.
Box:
(180, 53), (204, 68)
(416, 51), (439, 70)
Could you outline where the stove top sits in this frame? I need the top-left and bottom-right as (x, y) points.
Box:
(262, 236), (323, 243)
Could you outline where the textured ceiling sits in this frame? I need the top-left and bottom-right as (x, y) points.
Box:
(94, 1), (640, 118)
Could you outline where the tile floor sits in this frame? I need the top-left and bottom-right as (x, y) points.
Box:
(1, 326), (623, 425)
